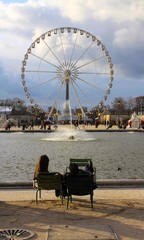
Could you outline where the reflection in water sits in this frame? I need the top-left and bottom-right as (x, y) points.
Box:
(0, 131), (143, 182)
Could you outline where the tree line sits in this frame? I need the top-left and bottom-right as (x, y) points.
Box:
(0, 96), (142, 117)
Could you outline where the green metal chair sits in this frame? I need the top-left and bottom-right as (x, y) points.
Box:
(35, 172), (63, 204)
(66, 173), (94, 210)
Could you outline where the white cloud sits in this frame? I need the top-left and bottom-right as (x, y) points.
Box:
(41, 0), (144, 23)
(113, 22), (144, 49)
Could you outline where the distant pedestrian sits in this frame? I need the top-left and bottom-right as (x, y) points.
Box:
(74, 121), (79, 129)
(30, 119), (34, 130)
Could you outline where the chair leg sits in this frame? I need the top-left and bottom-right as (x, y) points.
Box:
(67, 195), (70, 209)
(60, 192), (63, 205)
(67, 194), (73, 209)
(90, 193), (93, 210)
(36, 189), (42, 204)
(36, 189), (39, 204)
(61, 196), (63, 205)
(39, 189), (41, 199)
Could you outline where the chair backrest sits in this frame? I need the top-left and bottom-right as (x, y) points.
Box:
(70, 158), (92, 167)
(66, 174), (93, 196)
(69, 158), (96, 175)
(37, 172), (62, 191)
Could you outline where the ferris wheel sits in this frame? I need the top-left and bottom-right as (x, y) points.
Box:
(21, 27), (114, 116)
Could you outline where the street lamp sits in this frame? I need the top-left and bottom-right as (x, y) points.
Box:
(17, 100), (21, 128)
(117, 100), (122, 128)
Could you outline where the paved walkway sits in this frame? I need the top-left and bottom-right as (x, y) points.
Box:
(0, 188), (144, 202)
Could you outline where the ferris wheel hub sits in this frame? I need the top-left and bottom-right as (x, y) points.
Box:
(64, 69), (71, 80)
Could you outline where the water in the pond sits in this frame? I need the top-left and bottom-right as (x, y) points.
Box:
(0, 129), (143, 182)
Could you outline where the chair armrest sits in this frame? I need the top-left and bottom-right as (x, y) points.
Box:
(33, 180), (37, 188)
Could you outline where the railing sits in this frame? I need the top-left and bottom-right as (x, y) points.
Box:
(0, 179), (144, 189)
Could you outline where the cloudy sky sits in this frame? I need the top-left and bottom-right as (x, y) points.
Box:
(0, 0), (144, 108)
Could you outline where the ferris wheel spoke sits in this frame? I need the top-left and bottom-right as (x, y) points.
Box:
(75, 55), (106, 71)
(72, 79), (96, 108)
(74, 75), (106, 92)
(28, 75), (59, 91)
(69, 30), (79, 66)
(25, 70), (59, 74)
(59, 31), (66, 63)
(69, 41), (95, 70)
(43, 40), (64, 68)
(38, 81), (64, 112)
(30, 52), (59, 69)
(47, 83), (65, 116)
(78, 72), (109, 75)
(70, 81), (85, 115)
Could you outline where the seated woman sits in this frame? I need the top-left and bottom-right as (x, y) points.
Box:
(33, 154), (49, 181)
(33, 154), (67, 197)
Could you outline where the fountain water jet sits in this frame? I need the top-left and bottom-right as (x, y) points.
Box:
(41, 127), (96, 142)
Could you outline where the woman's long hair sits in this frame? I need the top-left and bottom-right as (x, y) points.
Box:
(34, 155), (49, 179)
(39, 155), (49, 172)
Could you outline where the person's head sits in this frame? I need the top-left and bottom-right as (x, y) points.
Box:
(39, 155), (49, 172)
(69, 163), (79, 174)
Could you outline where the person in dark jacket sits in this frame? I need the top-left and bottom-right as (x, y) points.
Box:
(67, 163), (97, 190)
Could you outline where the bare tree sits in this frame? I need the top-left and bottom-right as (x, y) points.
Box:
(111, 97), (127, 114)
